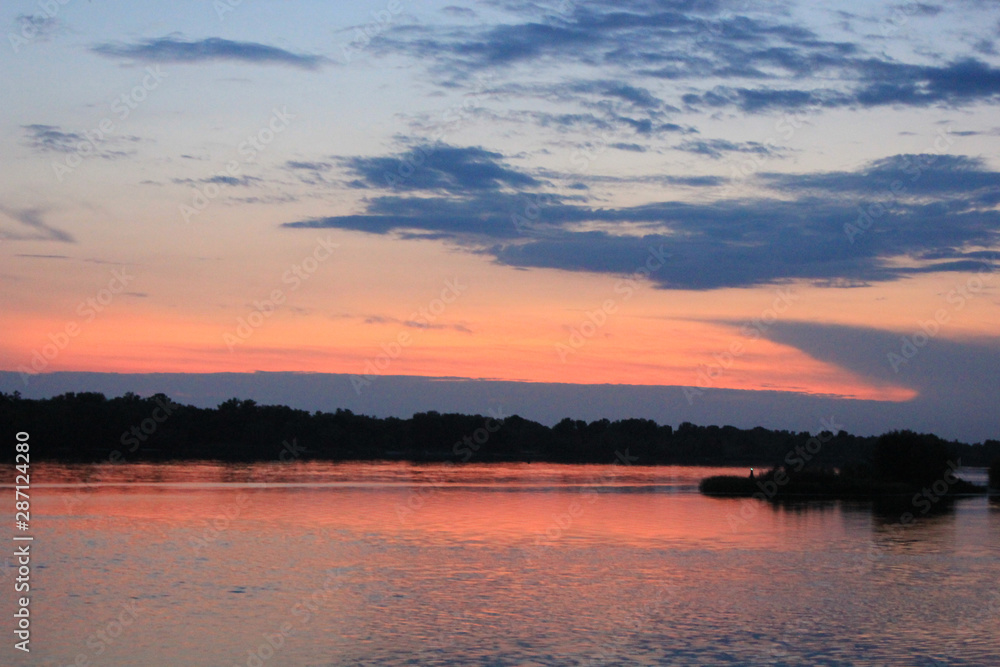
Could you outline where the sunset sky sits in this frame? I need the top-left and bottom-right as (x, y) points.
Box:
(1, 0), (998, 440)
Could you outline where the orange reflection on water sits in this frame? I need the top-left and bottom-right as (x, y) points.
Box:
(34, 462), (857, 555)
(17, 461), (1000, 666)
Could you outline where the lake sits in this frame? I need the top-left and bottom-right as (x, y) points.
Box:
(5, 462), (999, 666)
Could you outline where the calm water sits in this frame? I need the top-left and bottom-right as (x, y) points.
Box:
(4, 462), (998, 666)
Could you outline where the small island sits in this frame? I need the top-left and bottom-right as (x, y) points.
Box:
(700, 430), (992, 502)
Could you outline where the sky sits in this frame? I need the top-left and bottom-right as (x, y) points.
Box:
(1, 0), (998, 441)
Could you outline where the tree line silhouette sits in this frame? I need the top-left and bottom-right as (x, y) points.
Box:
(3, 390), (999, 468)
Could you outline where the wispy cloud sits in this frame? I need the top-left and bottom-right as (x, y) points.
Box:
(286, 160), (334, 171)
(172, 175), (263, 187)
(14, 253), (71, 259)
(21, 124), (86, 153)
(363, 315), (472, 333)
(675, 138), (779, 159)
(284, 160), (335, 185)
(0, 207), (76, 243)
(20, 124), (140, 159)
(91, 36), (328, 69)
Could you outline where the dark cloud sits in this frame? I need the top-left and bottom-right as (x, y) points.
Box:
(342, 144), (543, 193)
(661, 175), (727, 187)
(685, 58), (1000, 111)
(853, 58), (1000, 107)
(762, 320), (1000, 428)
(91, 37), (327, 69)
(374, 3), (857, 85)
(683, 86), (849, 111)
(443, 22), (594, 66)
(469, 105), (695, 139)
(610, 143), (647, 152)
(543, 171), (728, 188)
(368, 1), (1000, 119)
(974, 38), (997, 56)
(589, 82), (663, 108)
(286, 192), (531, 239)
(758, 154), (1000, 195)
(206, 175), (261, 186)
(284, 145), (1000, 290)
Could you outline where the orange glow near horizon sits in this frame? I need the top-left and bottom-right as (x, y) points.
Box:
(2, 233), (993, 405)
(3, 300), (918, 402)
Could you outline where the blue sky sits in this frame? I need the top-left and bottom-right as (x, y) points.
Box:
(1, 0), (998, 441)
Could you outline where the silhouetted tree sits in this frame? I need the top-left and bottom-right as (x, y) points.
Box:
(873, 430), (953, 486)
